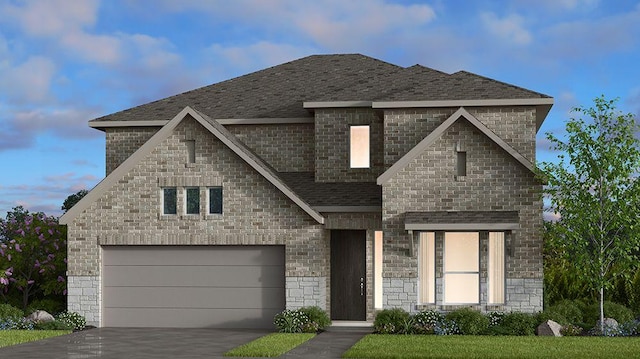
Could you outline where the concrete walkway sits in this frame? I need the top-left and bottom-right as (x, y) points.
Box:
(0, 326), (371, 358)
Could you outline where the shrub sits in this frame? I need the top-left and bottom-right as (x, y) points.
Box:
(583, 301), (634, 327)
(26, 298), (65, 316)
(535, 309), (569, 326)
(560, 324), (583, 336)
(618, 320), (640, 337)
(298, 306), (331, 331)
(274, 309), (309, 333)
(498, 312), (536, 336)
(34, 319), (73, 330)
(0, 303), (24, 320)
(57, 311), (86, 331)
(445, 308), (488, 335)
(413, 310), (443, 334)
(434, 318), (459, 335)
(0, 317), (34, 330)
(373, 308), (410, 334)
(547, 300), (583, 324)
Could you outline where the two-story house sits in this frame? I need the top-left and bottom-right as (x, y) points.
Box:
(60, 54), (553, 328)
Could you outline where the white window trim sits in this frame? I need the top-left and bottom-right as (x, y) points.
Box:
(488, 232), (506, 305)
(419, 232), (436, 304)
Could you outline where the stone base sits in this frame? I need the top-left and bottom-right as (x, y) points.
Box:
(286, 276), (327, 310)
(67, 276), (101, 327)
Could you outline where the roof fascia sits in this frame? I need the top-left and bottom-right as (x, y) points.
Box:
(60, 107), (194, 224)
(303, 101), (372, 108)
(372, 98), (554, 108)
(62, 107), (324, 225)
(89, 117), (314, 129)
(377, 107), (536, 185)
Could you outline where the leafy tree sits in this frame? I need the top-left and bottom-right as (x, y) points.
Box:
(539, 96), (640, 333)
(61, 189), (88, 213)
(0, 206), (67, 310)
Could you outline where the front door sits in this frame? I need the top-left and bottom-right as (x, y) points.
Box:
(330, 230), (366, 320)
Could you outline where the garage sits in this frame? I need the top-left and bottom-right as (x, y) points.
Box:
(102, 245), (285, 328)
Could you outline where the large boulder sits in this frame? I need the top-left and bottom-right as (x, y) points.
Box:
(536, 320), (563, 336)
(26, 310), (54, 323)
(593, 318), (619, 336)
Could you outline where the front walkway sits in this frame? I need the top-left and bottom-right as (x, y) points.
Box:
(283, 327), (372, 358)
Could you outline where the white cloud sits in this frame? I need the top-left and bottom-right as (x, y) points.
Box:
(207, 41), (318, 75)
(0, 56), (56, 103)
(513, 0), (599, 12)
(1, 0), (99, 36)
(480, 12), (532, 45)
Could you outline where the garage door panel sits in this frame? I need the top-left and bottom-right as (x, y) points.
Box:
(102, 245), (285, 328)
(103, 265), (285, 287)
(103, 286), (285, 308)
(103, 308), (282, 328)
(103, 246), (284, 266)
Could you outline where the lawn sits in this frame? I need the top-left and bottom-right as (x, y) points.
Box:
(343, 335), (640, 359)
(224, 333), (315, 357)
(0, 330), (71, 348)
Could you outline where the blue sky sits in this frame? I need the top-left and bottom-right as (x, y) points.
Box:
(0, 0), (639, 217)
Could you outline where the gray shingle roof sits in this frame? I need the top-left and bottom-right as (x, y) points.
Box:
(278, 172), (381, 208)
(405, 211), (520, 225)
(91, 54), (550, 123)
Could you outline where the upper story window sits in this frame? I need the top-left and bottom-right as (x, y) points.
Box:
(162, 187), (177, 215)
(186, 140), (196, 164)
(209, 187), (223, 214)
(350, 125), (370, 168)
(185, 187), (200, 215)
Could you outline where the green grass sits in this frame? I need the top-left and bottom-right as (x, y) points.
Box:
(0, 330), (71, 348)
(224, 333), (315, 357)
(343, 335), (640, 359)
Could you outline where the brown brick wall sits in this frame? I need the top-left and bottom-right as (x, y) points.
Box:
(314, 108), (384, 182)
(105, 127), (159, 175)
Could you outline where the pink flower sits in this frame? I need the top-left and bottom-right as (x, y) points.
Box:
(0, 277), (8, 285)
(15, 244), (21, 252)
(27, 280), (34, 285)
(57, 276), (65, 282)
(35, 226), (41, 234)
(39, 269), (45, 274)
(34, 260), (40, 268)
(7, 254), (11, 261)
(48, 229), (53, 235)
(63, 289), (67, 295)
(5, 267), (12, 276)
(39, 234), (45, 241)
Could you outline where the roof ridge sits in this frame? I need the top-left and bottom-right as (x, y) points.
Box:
(451, 70), (551, 98)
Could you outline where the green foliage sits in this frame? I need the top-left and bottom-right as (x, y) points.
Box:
(56, 311), (86, 331)
(535, 310), (569, 327)
(539, 97), (640, 331)
(561, 324), (584, 336)
(444, 308), (488, 335)
(546, 300), (583, 324)
(273, 307), (330, 333)
(413, 310), (443, 334)
(0, 303), (24, 320)
(61, 190), (89, 213)
(26, 298), (65, 316)
(0, 206), (67, 310)
(582, 301), (634, 328)
(629, 267), (640, 314)
(495, 312), (536, 336)
(298, 306), (331, 331)
(373, 308), (411, 334)
(34, 319), (73, 330)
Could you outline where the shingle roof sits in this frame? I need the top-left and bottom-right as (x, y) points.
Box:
(405, 211), (519, 225)
(279, 172), (381, 208)
(91, 54), (550, 123)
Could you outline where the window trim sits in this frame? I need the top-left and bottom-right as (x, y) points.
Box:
(349, 125), (370, 168)
(488, 231), (506, 305)
(419, 232), (436, 304)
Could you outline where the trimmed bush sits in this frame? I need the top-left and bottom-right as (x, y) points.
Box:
(34, 319), (73, 330)
(445, 308), (488, 335)
(0, 303), (24, 320)
(27, 298), (65, 316)
(57, 311), (86, 331)
(547, 300), (583, 324)
(413, 310), (443, 334)
(535, 309), (569, 326)
(583, 301), (634, 328)
(0, 317), (34, 330)
(560, 324), (583, 336)
(298, 306), (331, 331)
(374, 308), (411, 334)
(497, 312), (536, 336)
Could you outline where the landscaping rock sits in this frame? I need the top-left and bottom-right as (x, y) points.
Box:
(594, 318), (619, 335)
(27, 310), (55, 323)
(536, 320), (563, 336)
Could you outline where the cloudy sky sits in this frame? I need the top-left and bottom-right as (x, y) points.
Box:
(0, 0), (639, 217)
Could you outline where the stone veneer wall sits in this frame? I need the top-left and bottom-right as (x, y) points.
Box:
(105, 127), (159, 175)
(67, 116), (329, 326)
(227, 123), (315, 172)
(381, 109), (543, 313)
(67, 276), (101, 326)
(314, 108), (384, 182)
(286, 277), (327, 310)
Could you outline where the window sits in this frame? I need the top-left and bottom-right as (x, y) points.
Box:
(374, 231), (383, 309)
(162, 188), (177, 215)
(443, 232), (479, 304)
(350, 125), (370, 168)
(419, 232), (435, 304)
(208, 187), (223, 214)
(488, 232), (505, 304)
(456, 151), (467, 176)
(185, 187), (200, 214)
(186, 140), (196, 164)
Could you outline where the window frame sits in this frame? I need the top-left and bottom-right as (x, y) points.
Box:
(161, 187), (178, 215)
(208, 186), (223, 215)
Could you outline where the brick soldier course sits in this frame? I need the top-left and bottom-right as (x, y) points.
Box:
(60, 54), (552, 327)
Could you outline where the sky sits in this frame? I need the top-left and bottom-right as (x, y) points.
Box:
(0, 0), (639, 218)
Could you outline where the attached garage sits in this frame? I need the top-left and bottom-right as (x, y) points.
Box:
(102, 245), (285, 328)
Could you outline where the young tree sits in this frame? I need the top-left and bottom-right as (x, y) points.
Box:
(539, 96), (640, 333)
(62, 189), (89, 213)
(0, 206), (67, 310)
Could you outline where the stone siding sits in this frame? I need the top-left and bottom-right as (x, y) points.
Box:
(314, 108), (383, 182)
(286, 277), (328, 310)
(67, 276), (100, 326)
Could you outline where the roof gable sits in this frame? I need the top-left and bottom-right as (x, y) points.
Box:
(377, 107), (537, 185)
(61, 106), (324, 225)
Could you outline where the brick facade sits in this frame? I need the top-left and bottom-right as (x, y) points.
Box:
(105, 127), (159, 174)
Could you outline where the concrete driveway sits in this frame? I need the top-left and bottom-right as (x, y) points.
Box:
(0, 328), (271, 359)
(0, 327), (370, 358)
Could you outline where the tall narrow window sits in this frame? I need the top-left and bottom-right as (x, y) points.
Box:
(419, 232), (435, 304)
(162, 187), (177, 215)
(186, 140), (196, 163)
(444, 232), (479, 304)
(350, 125), (370, 168)
(488, 232), (505, 304)
(456, 151), (467, 176)
(374, 231), (383, 309)
(186, 187), (200, 214)
(209, 187), (223, 214)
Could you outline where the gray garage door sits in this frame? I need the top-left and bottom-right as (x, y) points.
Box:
(102, 245), (285, 328)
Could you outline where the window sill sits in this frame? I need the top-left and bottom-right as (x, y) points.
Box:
(454, 175), (466, 182)
(205, 214), (223, 220)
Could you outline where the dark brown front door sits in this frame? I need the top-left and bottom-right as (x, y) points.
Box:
(330, 230), (366, 320)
